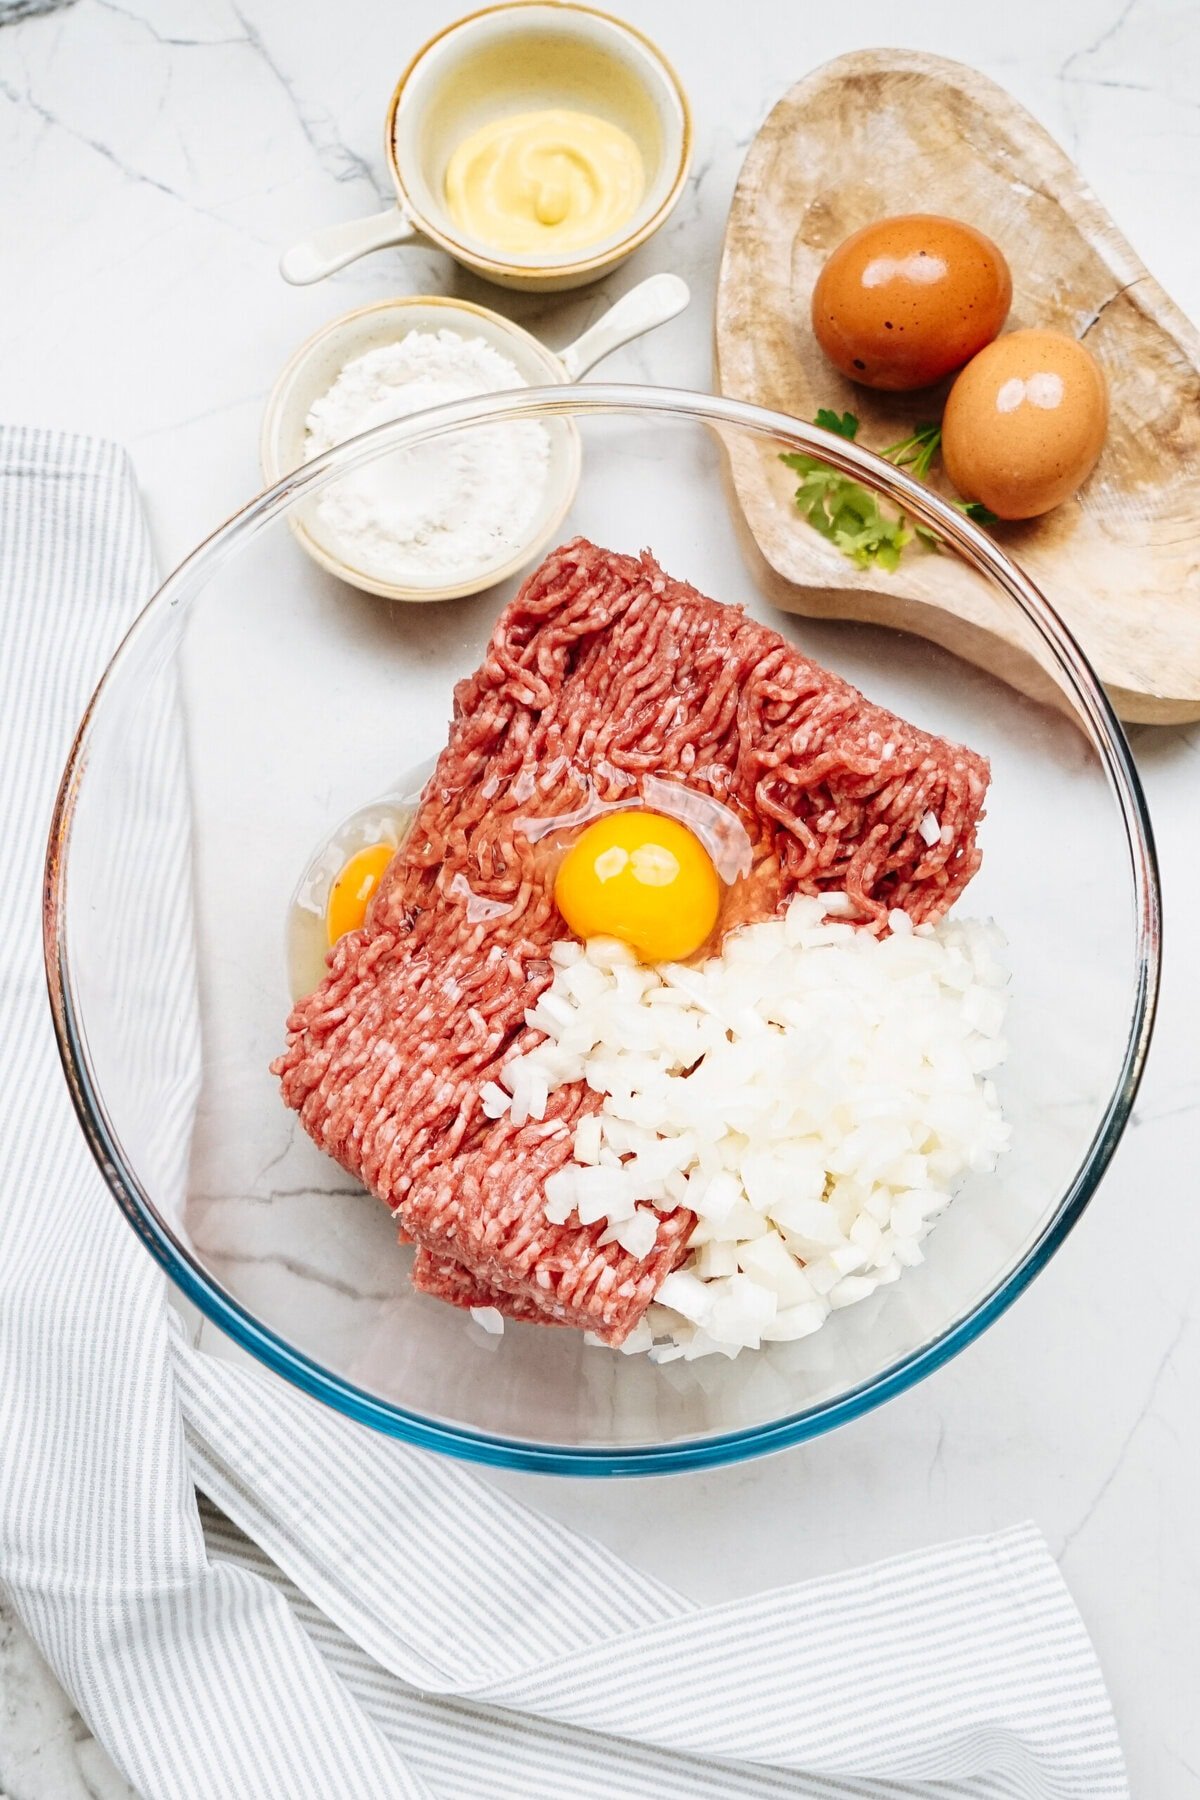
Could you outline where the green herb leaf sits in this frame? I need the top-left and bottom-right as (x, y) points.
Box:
(955, 500), (1001, 525)
(814, 408), (859, 440)
(780, 440), (909, 567)
(780, 409), (994, 572)
(882, 421), (943, 480)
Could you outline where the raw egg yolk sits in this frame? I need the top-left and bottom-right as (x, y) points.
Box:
(326, 842), (394, 946)
(554, 811), (720, 964)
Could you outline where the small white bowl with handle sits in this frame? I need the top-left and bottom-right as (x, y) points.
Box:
(261, 272), (689, 601)
(279, 2), (692, 294)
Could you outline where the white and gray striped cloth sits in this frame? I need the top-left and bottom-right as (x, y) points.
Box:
(0, 427), (1128, 1800)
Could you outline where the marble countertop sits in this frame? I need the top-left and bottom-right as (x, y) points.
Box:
(2, 1), (1198, 1794)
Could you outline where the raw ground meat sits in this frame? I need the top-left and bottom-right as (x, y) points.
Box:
(409, 1249), (568, 1326)
(273, 539), (989, 1343)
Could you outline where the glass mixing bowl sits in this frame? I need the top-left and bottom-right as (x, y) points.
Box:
(44, 386), (1160, 1475)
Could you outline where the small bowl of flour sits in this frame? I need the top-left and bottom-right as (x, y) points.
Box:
(261, 295), (581, 600)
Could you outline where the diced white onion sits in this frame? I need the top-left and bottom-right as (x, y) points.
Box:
(479, 1081), (510, 1119)
(573, 1113), (602, 1166)
(476, 897), (1009, 1359)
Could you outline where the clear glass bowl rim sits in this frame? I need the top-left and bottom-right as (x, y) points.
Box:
(44, 383), (1162, 1476)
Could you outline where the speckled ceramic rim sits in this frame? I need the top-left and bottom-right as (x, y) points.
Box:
(260, 294), (583, 601)
(44, 384), (1161, 1476)
(383, 1), (693, 281)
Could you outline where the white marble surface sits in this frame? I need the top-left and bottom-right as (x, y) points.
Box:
(3, 1), (1199, 1795)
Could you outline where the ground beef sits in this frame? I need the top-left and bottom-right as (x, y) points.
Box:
(273, 540), (989, 1343)
(409, 1249), (568, 1325)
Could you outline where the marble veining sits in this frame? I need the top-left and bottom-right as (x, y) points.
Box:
(2, 1), (1198, 1796)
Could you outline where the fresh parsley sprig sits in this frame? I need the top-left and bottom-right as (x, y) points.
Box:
(779, 412), (997, 571)
(883, 420), (942, 481)
(813, 408), (859, 440)
(780, 411), (912, 571)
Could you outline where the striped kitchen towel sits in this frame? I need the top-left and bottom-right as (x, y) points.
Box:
(0, 427), (1128, 1800)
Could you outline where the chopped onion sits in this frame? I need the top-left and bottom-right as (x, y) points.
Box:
(479, 896), (1009, 1358)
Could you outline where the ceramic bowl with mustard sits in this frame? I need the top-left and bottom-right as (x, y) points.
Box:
(280, 1), (692, 292)
(262, 272), (689, 600)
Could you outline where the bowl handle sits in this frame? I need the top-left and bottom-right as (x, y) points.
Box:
(279, 206), (423, 285)
(558, 274), (690, 378)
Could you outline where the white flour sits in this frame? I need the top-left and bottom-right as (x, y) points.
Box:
(303, 329), (552, 585)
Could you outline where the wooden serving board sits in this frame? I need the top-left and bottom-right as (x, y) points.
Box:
(714, 48), (1200, 725)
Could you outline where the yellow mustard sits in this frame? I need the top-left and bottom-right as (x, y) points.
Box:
(444, 109), (644, 257)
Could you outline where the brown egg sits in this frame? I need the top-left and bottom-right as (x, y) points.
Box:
(812, 214), (1012, 391)
(941, 329), (1109, 520)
